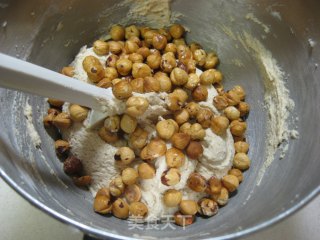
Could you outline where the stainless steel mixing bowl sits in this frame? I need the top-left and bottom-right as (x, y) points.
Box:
(0, 0), (319, 239)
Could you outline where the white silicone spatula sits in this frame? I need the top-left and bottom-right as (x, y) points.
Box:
(0, 53), (114, 112)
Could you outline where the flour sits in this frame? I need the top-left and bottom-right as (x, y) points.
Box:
(23, 102), (41, 148)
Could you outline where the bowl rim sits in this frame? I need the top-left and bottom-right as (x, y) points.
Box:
(1, 168), (319, 239)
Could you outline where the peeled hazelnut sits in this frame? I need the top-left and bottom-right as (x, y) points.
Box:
(54, 140), (70, 157)
(196, 108), (214, 128)
(137, 162), (155, 179)
(163, 189), (182, 207)
(213, 95), (229, 110)
(230, 120), (247, 137)
(171, 132), (191, 150)
(189, 42), (202, 53)
(192, 85), (208, 102)
(140, 138), (167, 161)
(124, 40), (139, 54)
(184, 73), (200, 90)
(129, 127), (148, 149)
(170, 68), (188, 86)
(128, 53), (144, 63)
(114, 147), (135, 165)
(200, 69), (217, 85)
(238, 102), (250, 117)
(94, 195), (112, 214)
(206, 176), (222, 195)
(73, 175), (92, 187)
(82, 56), (104, 82)
(104, 115), (120, 133)
(63, 156), (83, 175)
(112, 198), (129, 219)
(185, 102), (200, 117)
(136, 47), (151, 59)
(165, 148), (185, 168)
(156, 119), (177, 140)
(47, 98), (64, 107)
(198, 198), (219, 217)
(109, 177), (125, 197)
(179, 200), (198, 215)
(96, 187), (111, 198)
(233, 153), (251, 170)
(228, 168), (244, 182)
(232, 85), (246, 100)
(176, 45), (192, 64)
(174, 211), (195, 226)
(112, 80), (133, 100)
(161, 168), (181, 186)
(106, 54), (119, 68)
(224, 106), (240, 121)
(53, 112), (72, 130)
(173, 38), (186, 47)
(169, 24), (185, 39)
(189, 123), (206, 140)
(124, 184), (142, 203)
(164, 43), (177, 54)
(110, 25), (125, 41)
(61, 66), (75, 77)
(97, 78), (112, 88)
(152, 34), (167, 50)
(99, 127), (118, 143)
(186, 141), (203, 160)
(129, 202), (148, 218)
(211, 187), (229, 206)
(146, 53), (161, 70)
(122, 168), (139, 185)
(211, 116), (229, 135)
(187, 173), (207, 192)
(204, 52), (219, 69)
(132, 63), (152, 79)
(154, 71), (172, 92)
(193, 49), (206, 67)
(144, 76), (160, 93)
(130, 78), (144, 93)
(93, 40), (109, 55)
(222, 174), (239, 192)
(109, 41), (122, 54)
(120, 114), (137, 134)
(226, 90), (241, 106)
(104, 67), (118, 80)
(126, 96), (149, 117)
(234, 141), (249, 153)
(167, 91), (188, 111)
(174, 109), (190, 125)
(125, 25), (140, 39)
(161, 52), (177, 73)
(116, 58), (132, 76)
(69, 104), (89, 122)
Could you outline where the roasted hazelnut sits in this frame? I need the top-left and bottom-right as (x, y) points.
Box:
(185, 102), (200, 117)
(192, 85), (208, 102)
(161, 52), (177, 73)
(104, 115), (120, 133)
(189, 42), (202, 53)
(238, 102), (250, 117)
(232, 85), (246, 100)
(112, 198), (129, 219)
(214, 82), (225, 95)
(94, 195), (112, 214)
(43, 111), (59, 127)
(108, 41), (123, 55)
(109, 177), (125, 197)
(198, 198), (219, 217)
(53, 112), (72, 130)
(204, 52), (219, 69)
(152, 34), (167, 50)
(82, 56), (105, 82)
(130, 78), (144, 93)
(129, 202), (148, 218)
(173, 38), (187, 47)
(166, 148), (185, 168)
(189, 123), (206, 140)
(164, 43), (177, 54)
(132, 63), (152, 79)
(184, 73), (200, 90)
(116, 58), (132, 76)
(125, 25), (140, 39)
(234, 141), (249, 153)
(230, 120), (247, 137)
(61, 66), (75, 77)
(73, 175), (92, 187)
(125, 40), (139, 54)
(54, 139), (70, 157)
(211, 116), (229, 135)
(138, 162), (155, 179)
(139, 26), (151, 38)
(170, 68), (188, 86)
(104, 67), (118, 80)
(124, 184), (142, 203)
(47, 98), (64, 108)
(93, 40), (109, 55)
(211, 187), (229, 206)
(226, 90), (241, 106)
(136, 47), (151, 59)
(193, 49), (207, 67)
(228, 168), (244, 182)
(126, 96), (149, 117)
(196, 108), (214, 128)
(187, 173), (207, 192)
(129, 127), (148, 149)
(222, 174), (239, 192)
(98, 127), (118, 143)
(224, 106), (240, 121)
(212, 70), (223, 83)
(179, 200), (198, 215)
(114, 147), (135, 165)
(158, 28), (172, 41)
(213, 95), (229, 110)
(161, 168), (181, 186)
(186, 141), (203, 159)
(112, 80), (133, 100)
(206, 176), (222, 195)
(169, 24), (185, 39)
(146, 53), (161, 70)
(154, 71), (172, 92)
(128, 53), (144, 63)
(143, 30), (157, 45)
(163, 189), (182, 207)
(106, 54), (119, 68)
(110, 25), (125, 41)
(140, 138), (167, 161)
(69, 104), (89, 122)
(63, 156), (83, 175)
(156, 119), (178, 140)
(186, 59), (196, 73)
(171, 132), (191, 150)
(144, 76), (160, 93)
(233, 153), (251, 170)
(96, 187), (111, 198)
(200, 69), (217, 85)
(174, 109), (190, 125)
(167, 89), (188, 111)
(174, 211), (195, 226)
(122, 167), (139, 185)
